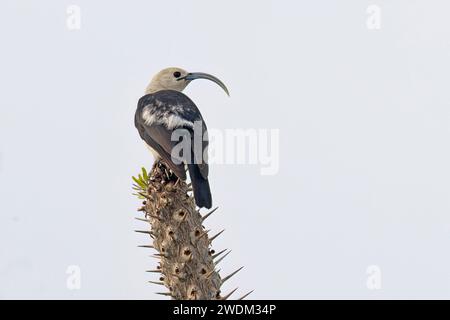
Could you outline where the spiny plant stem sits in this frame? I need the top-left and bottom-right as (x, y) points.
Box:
(133, 161), (247, 300)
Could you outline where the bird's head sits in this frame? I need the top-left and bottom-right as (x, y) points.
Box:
(145, 67), (229, 96)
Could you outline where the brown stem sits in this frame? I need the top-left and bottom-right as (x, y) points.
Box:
(137, 161), (229, 300)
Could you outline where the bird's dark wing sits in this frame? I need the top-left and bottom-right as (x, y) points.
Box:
(135, 90), (209, 180)
(138, 123), (187, 179)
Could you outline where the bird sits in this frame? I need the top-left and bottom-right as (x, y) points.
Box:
(135, 67), (229, 209)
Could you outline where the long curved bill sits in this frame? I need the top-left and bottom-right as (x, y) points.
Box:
(181, 72), (230, 96)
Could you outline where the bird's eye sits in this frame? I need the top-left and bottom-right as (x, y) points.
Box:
(173, 71), (181, 78)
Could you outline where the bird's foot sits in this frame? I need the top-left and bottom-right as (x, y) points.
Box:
(165, 169), (179, 182)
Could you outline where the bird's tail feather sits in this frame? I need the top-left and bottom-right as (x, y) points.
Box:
(188, 164), (212, 209)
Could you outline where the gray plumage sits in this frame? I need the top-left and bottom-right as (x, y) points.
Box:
(135, 90), (212, 208)
(136, 67), (229, 208)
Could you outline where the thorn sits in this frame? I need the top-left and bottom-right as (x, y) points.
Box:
(145, 270), (160, 273)
(156, 292), (172, 297)
(134, 230), (154, 235)
(135, 230), (155, 238)
(237, 290), (254, 300)
(138, 192), (151, 199)
(137, 245), (154, 249)
(153, 253), (166, 257)
(147, 214), (161, 220)
(135, 217), (151, 223)
(197, 229), (210, 241)
(202, 207), (219, 222)
(210, 229), (225, 242)
(222, 287), (238, 300)
(148, 280), (164, 286)
(212, 249), (227, 260)
(215, 250), (231, 265)
(222, 266), (244, 284)
(206, 269), (220, 279)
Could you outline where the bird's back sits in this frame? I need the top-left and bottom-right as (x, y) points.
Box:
(136, 90), (203, 125)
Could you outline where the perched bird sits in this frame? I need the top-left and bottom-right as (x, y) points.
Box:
(135, 67), (229, 209)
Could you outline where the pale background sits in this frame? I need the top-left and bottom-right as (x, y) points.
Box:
(0, 0), (450, 299)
